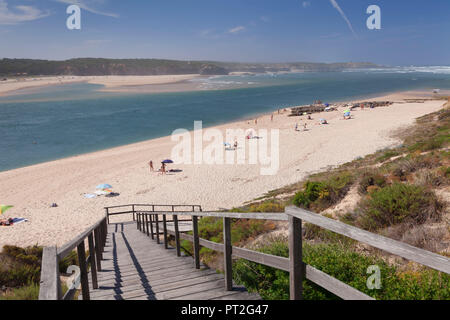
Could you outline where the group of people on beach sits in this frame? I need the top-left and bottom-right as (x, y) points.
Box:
(148, 160), (166, 175)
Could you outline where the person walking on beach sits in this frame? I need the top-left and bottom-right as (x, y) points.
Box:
(255, 118), (258, 125)
(149, 160), (154, 172)
(304, 123), (307, 131)
(295, 123), (298, 131)
(234, 139), (238, 150)
(271, 114), (274, 122)
(160, 162), (166, 175)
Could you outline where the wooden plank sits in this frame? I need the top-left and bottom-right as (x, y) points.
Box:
(199, 238), (224, 252)
(174, 215), (181, 257)
(38, 246), (60, 300)
(149, 214), (154, 239)
(88, 233), (98, 289)
(289, 216), (303, 300)
(163, 215), (168, 249)
(155, 214), (160, 244)
(306, 265), (374, 300)
(136, 211), (288, 221)
(90, 270), (219, 299)
(77, 241), (90, 300)
(286, 206), (450, 274)
(192, 216), (200, 269)
(223, 217), (233, 291)
(145, 214), (149, 236)
(232, 247), (289, 271)
(94, 228), (102, 271)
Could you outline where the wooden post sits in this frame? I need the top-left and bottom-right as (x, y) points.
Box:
(105, 208), (109, 224)
(174, 215), (181, 256)
(163, 215), (168, 249)
(132, 205), (135, 221)
(103, 219), (107, 248)
(94, 228), (102, 271)
(145, 214), (150, 237)
(223, 217), (233, 291)
(192, 216), (200, 269)
(155, 214), (160, 244)
(149, 214), (154, 239)
(77, 241), (90, 300)
(38, 246), (60, 300)
(137, 213), (141, 231)
(289, 216), (303, 300)
(87, 233), (98, 289)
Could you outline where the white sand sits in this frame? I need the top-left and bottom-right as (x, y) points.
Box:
(0, 94), (446, 248)
(0, 75), (202, 96)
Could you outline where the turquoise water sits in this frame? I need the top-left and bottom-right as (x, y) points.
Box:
(1, 70), (450, 172)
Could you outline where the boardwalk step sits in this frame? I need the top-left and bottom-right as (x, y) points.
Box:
(86, 222), (260, 300)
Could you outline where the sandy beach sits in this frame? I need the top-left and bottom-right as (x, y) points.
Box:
(0, 92), (446, 248)
(0, 74), (203, 96)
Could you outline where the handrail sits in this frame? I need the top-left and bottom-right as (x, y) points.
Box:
(40, 202), (450, 301)
(285, 207), (450, 274)
(39, 216), (108, 300)
(133, 204), (449, 301)
(57, 217), (106, 259)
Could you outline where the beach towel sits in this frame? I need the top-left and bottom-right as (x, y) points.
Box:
(84, 194), (97, 199)
(11, 217), (28, 224)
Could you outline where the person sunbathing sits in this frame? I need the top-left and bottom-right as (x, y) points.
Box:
(0, 218), (13, 226)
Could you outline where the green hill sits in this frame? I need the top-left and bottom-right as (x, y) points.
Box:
(0, 58), (380, 77)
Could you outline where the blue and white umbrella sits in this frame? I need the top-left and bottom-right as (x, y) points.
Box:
(96, 184), (112, 190)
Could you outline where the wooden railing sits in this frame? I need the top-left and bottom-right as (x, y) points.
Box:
(39, 204), (450, 300)
(132, 206), (450, 300)
(38, 217), (108, 300)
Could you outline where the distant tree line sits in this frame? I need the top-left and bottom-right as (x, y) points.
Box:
(0, 58), (379, 77)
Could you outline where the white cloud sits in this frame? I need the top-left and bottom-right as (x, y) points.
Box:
(55, 0), (118, 18)
(228, 26), (245, 34)
(302, 1), (311, 8)
(329, 0), (357, 38)
(260, 16), (270, 22)
(0, 0), (50, 25)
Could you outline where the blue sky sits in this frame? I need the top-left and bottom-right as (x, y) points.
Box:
(0, 0), (449, 65)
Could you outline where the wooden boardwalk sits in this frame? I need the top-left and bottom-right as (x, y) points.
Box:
(88, 222), (260, 300)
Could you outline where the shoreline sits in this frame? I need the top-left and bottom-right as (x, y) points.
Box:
(0, 74), (205, 97)
(0, 89), (447, 175)
(0, 90), (447, 248)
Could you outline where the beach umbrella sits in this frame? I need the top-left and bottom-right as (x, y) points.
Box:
(344, 109), (351, 114)
(162, 159), (173, 164)
(344, 112), (351, 117)
(96, 184), (112, 190)
(0, 205), (13, 215)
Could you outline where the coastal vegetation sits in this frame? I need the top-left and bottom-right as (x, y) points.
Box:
(181, 101), (449, 300)
(0, 245), (78, 300)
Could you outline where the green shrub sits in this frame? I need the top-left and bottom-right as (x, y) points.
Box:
(293, 172), (354, 211)
(0, 245), (42, 288)
(59, 251), (79, 273)
(303, 223), (354, 245)
(376, 150), (400, 162)
(0, 283), (40, 300)
(249, 201), (285, 213)
(357, 183), (443, 231)
(358, 171), (387, 195)
(233, 240), (450, 300)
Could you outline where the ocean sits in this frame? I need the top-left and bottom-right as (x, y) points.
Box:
(1, 68), (450, 172)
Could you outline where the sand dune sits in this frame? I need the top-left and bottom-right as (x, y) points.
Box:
(0, 93), (445, 248)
